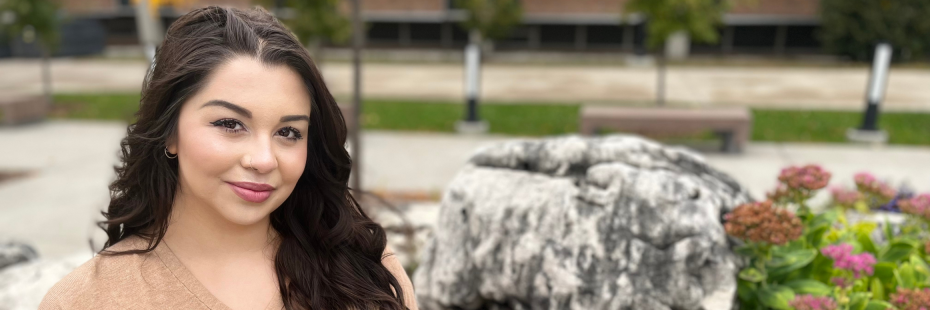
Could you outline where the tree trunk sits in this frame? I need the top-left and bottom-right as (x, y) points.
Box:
(40, 44), (52, 107)
(656, 51), (666, 106)
(306, 38), (323, 65)
(349, 0), (363, 197)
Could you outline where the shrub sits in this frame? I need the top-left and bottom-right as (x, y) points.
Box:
(820, 0), (930, 61)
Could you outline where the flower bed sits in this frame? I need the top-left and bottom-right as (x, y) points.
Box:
(729, 165), (930, 310)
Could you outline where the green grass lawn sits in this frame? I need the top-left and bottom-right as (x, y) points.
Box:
(53, 93), (141, 121)
(752, 109), (930, 145)
(52, 93), (930, 145)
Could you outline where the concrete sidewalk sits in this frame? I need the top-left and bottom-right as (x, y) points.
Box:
(2, 58), (929, 111)
(2, 120), (929, 260)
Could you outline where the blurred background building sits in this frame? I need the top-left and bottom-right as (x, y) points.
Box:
(0, 0), (823, 59)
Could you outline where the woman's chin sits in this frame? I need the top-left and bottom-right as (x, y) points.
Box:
(215, 199), (278, 226)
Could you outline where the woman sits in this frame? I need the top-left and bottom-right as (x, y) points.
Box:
(40, 6), (415, 310)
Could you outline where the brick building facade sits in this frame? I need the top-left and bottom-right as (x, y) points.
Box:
(358, 0), (821, 55)
(3, 0), (825, 57)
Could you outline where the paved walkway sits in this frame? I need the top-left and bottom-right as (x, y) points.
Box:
(2, 120), (930, 260)
(2, 58), (929, 111)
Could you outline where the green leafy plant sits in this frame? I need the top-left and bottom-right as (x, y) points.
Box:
(256, 0), (350, 61)
(622, 0), (737, 105)
(0, 0), (60, 105)
(454, 0), (522, 43)
(729, 165), (930, 309)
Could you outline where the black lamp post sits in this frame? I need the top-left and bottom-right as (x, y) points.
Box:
(455, 30), (489, 134)
(847, 42), (892, 144)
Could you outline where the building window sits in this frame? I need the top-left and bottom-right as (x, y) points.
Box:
(539, 25), (575, 48)
(690, 28), (725, 54)
(733, 26), (777, 49)
(785, 26), (820, 49)
(586, 25), (624, 47)
(368, 22), (400, 43)
(497, 25), (530, 49)
(410, 23), (442, 43)
(451, 24), (469, 44)
(447, 0), (463, 10)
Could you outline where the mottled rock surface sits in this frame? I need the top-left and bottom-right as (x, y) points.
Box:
(0, 252), (89, 310)
(414, 135), (752, 310)
(0, 241), (38, 270)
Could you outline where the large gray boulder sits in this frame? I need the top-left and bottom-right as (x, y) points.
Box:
(414, 135), (751, 310)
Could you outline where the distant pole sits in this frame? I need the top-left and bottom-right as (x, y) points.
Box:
(133, 0), (163, 64)
(350, 0), (363, 197)
(860, 43), (892, 131)
(455, 30), (489, 134)
(847, 42), (892, 143)
(465, 33), (481, 122)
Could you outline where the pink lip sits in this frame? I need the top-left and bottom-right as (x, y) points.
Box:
(226, 182), (275, 203)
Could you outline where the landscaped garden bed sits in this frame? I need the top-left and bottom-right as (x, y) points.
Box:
(729, 165), (930, 310)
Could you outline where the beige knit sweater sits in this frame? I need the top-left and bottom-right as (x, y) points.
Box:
(39, 235), (417, 309)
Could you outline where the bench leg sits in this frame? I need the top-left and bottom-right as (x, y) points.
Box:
(718, 131), (738, 153)
(718, 130), (748, 153)
(579, 123), (597, 136)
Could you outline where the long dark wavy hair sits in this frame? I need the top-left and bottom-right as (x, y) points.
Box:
(98, 6), (406, 310)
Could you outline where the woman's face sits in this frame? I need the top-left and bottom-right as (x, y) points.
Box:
(167, 56), (311, 226)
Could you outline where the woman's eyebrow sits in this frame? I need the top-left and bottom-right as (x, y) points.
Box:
(280, 115), (310, 122)
(200, 99), (252, 118)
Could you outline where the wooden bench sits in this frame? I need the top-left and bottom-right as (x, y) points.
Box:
(0, 95), (47, 125)
(579, 106), (752, 153)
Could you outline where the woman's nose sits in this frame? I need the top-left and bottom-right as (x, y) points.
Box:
(244, 138), (278, 173)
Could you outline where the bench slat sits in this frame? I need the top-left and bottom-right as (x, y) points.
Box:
(578, 106), (752, 153)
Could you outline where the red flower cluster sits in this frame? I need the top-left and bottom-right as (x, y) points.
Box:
(890, 288), (930, 310)
(779, 165), (832, 191)
(724, 201), (804, 245)
(767, 185), (793, 203)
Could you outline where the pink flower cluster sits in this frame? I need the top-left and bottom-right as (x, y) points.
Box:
(779, 165), (832, 191)
(900, 193), (930, 221)
(890, 288), (930, 310)
(854, 172), (896, 201)
(768, 165), (831, 202)
(830, 186), (863, 208)
(821, 243), (876, 278)
(789, 295), (837, 310)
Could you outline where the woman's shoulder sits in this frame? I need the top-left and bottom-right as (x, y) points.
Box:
(39, 235), (162, 309)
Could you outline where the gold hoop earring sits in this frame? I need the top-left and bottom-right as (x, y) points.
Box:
(164, 147), (178, 159)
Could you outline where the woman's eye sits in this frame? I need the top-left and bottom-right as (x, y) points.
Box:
(277, 127), (303, 141)
(210, 119), (244, 133)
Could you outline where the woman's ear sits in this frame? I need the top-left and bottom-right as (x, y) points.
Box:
(166, 134), (178, 155)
